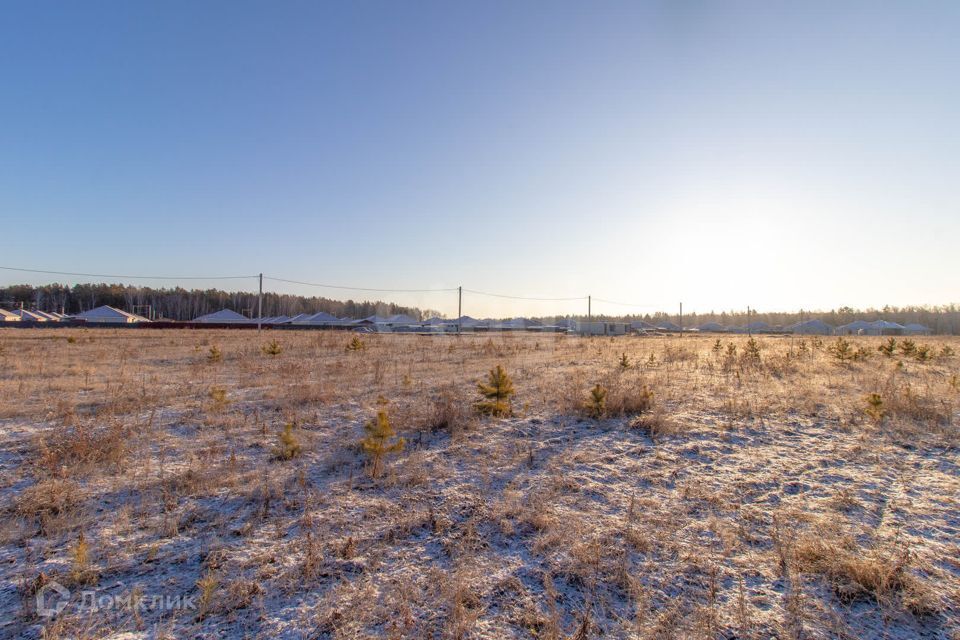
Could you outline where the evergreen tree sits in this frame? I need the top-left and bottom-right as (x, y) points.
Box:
(360, 409), (405, 478)
(586, 384), (607, 418)
(476, 365), (515, 416)
(273, 423), (302, 460)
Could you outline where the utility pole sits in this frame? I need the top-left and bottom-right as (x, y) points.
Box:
(587, 296), (593, 336)
(457, 286), (462, 334)
(679, 302), (683, 337)
(257, 273), (263, 334)
(747, 305), (751, 336)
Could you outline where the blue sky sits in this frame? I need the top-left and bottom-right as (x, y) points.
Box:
(2, 1), (958, 317)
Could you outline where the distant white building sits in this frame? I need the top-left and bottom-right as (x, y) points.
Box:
(786, 319), (833, 335)
(14, 309), (48, 321)
(293, 312), (344, 325)
(697, 322), (725, 332)
(656, 321), (682, 332)
(836, 320), (904, 336)
(75, 305), (149, 324)
(193, 309), (251, 323)
(32, 310), (62, 321)
(490, 318), (542, 331)
(0, 309), (21, 322)
(903, 323), (932, 336)
(578, 321), (628, 336)
(835, 320), (873, 335)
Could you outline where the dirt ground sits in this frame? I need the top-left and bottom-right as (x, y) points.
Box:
(0, 328), (957, 639)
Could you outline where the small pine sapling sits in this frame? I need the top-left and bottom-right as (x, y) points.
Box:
(346, 336), (366, 352)
(69, 532), (97, 585)
(207, 345), (222, 362)
(262, 339), (283, 356)
(273, 423), (302, 460)
(618, 353), (631, 370)
(585, 384), (607, 418)
(878, 338), (896, 357)
(209, 386), (228, 411)
(744, 337), (762, 364)
(898, 339), (916, 357)
(360, 409), (405, 478)
(196, 571), (218, 621)
(476, 365), (515, 416)
(864, 393), (885, 423)
(829, 337), (854, 362)
(638, 384), (654, 412)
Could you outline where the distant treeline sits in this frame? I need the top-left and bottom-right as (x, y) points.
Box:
(595, 306), (960, 335)
(0, 283), (430, 321)
(2, 282), (958, 334)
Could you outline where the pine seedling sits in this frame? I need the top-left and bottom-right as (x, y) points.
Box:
(360, 409), (405, 478)
(914, 344), (932, 362)
(209, 386), (228, 411)
(940, 345), (955, 358)
(618, 353), (631, 370)
(712, 339), (723, 354)
(346, 336), (366, 352)
(196, 571), (218, 621)
(636, 384), (655, 413)
(476, 365), (515, 416)
(864, 393), (885, 423)
(586, 384), (607, 418)
(262, 339), (283, 356)
(898, 339), (916, 357)
(273, 423), (302, 460)
(69, 532), (96, 585)
(207, 345), (222, 363)
(829, 337), (854, 362)
(878, 338), (896, 357)
(744, 337), (762, 364)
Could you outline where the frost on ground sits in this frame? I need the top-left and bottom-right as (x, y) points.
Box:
(0, 330), (957, 639)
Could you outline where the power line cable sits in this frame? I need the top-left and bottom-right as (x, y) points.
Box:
(463, 288), (587, 302)
(0, 265), (256, 280)
(591, 297), (661, 309)
(1, 265), (662, 309)
(264, 275), (457, 294)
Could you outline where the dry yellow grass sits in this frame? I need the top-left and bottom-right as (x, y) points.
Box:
(0, 328), (957, 639)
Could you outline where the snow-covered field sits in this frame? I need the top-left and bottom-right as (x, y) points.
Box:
(0, 329), (957, 639)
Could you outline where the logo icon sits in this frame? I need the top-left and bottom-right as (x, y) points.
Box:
(36, 581), (70, 617)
